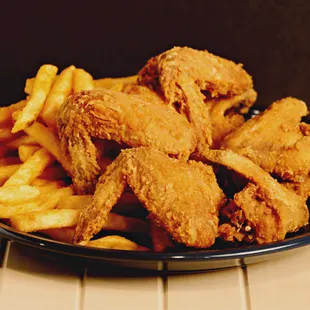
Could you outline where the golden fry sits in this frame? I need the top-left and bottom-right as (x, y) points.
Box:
(0, 127), (16, 141)
(73, 68), (94, 92)
(24, 122), (72, 173)
(18, 145), (41, 162)
(40, 227), (75, 243)
(94, 75), (137, 89)
(11, 208), (79, 232)
(0, 100), (27, 125)
(86, 235), (150, 251)
(41, 65), (75, 130)
(31, 178), (66, 189)
(0, 185), (40, 204)
(0, 164), (20, 185)
(0, 200), (45, 218)
(150, 219), (174, 252)
(12, 65), (58, 133)
(6, 135), (38, 149)
(104, 213), (148, 233)
(57, 195), (92, 210)
(109, 82), (123, 92)
(4, 148), (55, 187)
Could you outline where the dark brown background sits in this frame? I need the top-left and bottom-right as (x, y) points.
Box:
(1, 0), (309, 110)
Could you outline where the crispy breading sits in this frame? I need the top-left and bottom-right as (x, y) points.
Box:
(74, 147), (226, 248)
(58, 89), (196, 194)
(203, 149), (309, 244)
(222, 97), (310, 182)
(138, 46), (255, 152)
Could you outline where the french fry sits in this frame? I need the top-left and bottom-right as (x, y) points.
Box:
(40, 186), (74, 209)
(41, 65), (75, 130)
(149, 219), (174, 252)
(0, 100), (27, 125)
(12, 65), (58, 133)
(31, 178), (66, 188)
(25, 76), (59, 95)
(24, 121), (72, 173)
(0, 157), (21, 166)
(0, 164), (20, 185)
(94, 75), (137, 89)
(40, 227), (75, 243)
(6, 135), (38, 149)
(85, 235), (150, 251)
(0, 185), (40, 204)
(104, 213), (149, 233)
(24, 77), (35, 95)
(109, 82), (123, 92)
(18, 145), (41, 162)
(4, 148), (55, 187)
(73, 68), (94, 92)
(0, 127), (17, 141)
(0, 200), (46, 218)
(11, 209), (79, 232)
(57, 195), (92, 210)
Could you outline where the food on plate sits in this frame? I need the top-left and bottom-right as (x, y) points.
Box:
(73, 147), (226, 248)
(202, 149), (309, 243)
(222, 97), (310, 182)
(0, 46), (308, 252)
(57, 88), (196, 194)
(138, 46), (257, 153)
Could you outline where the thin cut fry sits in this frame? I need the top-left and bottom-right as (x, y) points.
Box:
(57, 195), (92, 210)
(40, 227), (75, 243)
(73, 68), (94, 92)
(0, 185), (40, 204)
(0, 100), (27, 125)
(150, 219), (174, 252)
(0, 157), (21, 166)
(24, 121), (72, 173)
(18, 145), (41, 162)
(31, 178), (66, 188)
(109, 82), (123, 92)
(41, 65), (75, 129)
(6, 135), (38, 149)
(10, 208), (79, 232)
(25, 76), (59, 95)
(0, 200), (45, 218)
(4, 148), (55, 187)
(94, 75), (137, 89)
(85, 235), (150, 251)
(0, 127), (17, 141)
(0, 164), (20, 185)
(12, 65), (58, 133)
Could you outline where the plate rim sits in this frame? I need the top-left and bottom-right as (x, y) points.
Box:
(1, 222), (310, 262)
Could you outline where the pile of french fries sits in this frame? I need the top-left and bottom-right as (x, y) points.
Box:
(0, 64), (153, 251)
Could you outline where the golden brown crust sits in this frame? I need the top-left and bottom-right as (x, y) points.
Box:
(58, 89), (196, 193)
(74, 147), (226, 248)
(138, 46), (255, 153)
(222, 97), (310, 182)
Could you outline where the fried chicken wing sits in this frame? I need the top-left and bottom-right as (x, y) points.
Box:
(138, 46), (256, 152)
(202, 149), (309, 244)
(58, 89), (196, 194)
(74, 147), (226, 248)
(222, 97), (310, 182)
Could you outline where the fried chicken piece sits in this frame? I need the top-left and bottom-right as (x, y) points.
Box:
(122, 84), (165, 106)
(203, 149), (309, 244)
(222, 97), (310, 182)
(73, 147), (226, 248)
(138, 46), (255, 152)
(58, 89), (196, 194)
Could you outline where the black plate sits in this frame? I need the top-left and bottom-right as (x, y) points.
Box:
(1, 221), (310, 272)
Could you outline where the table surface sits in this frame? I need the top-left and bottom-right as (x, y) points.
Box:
(0, 240), (309, 310)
